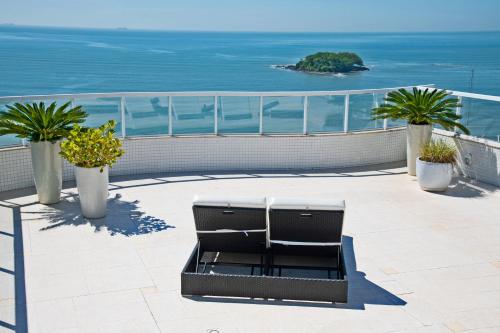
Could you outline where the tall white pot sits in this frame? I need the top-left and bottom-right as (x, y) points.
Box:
(407, 124), (433, 176)
(30, 141), (62, 204)
(75, 166), (109, 219)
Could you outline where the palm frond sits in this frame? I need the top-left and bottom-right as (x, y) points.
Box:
(0, 101), (88, 142)
(372, 87), (470, 134)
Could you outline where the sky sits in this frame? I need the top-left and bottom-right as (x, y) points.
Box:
(1, 0), (500, 32)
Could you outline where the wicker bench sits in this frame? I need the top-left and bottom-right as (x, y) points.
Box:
(181, 196), (348, 303)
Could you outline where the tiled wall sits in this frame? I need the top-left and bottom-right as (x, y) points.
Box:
(0, 129), (406, 192)
(433, 129), (500, 187)
(0, 147), (34, 191)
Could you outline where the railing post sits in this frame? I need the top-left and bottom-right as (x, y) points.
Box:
(303, 96), (308, 135)
(120, 96), (126, 138)
(383, 93), (388, 130)
(220, 96), (225, 121)
(214, 95), (218, 135)
(259, 96), (263, 135)
(343, 94), (350, 133)
(455, 96), (463, 133)
(168, 96), (173, 135)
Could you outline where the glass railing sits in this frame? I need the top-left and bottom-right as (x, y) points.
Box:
(125, 96), (169, 136)
(307, 95), (345, 133)
(217, 96), (260, 134)
(457, 95), (500, 142)
(74, 97), (123, 136)
(1, 86), (499, 148)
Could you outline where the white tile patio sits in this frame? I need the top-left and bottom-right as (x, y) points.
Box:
(0, 165), (499, 333)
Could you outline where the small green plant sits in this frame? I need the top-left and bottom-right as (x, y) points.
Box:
(372, 88), (470, 134)
(420, 140), (457, 164)
(60, 120), (124, 172)
(0, 101), (87, 141)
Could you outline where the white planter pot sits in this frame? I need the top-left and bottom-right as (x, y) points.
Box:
(407, 124), (432, 176)
(30, 141), (62, 204)
(75, 166), (109, 219)
(416, 157), (453, 191)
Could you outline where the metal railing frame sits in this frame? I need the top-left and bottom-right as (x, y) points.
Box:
(1, 84), (499, 146)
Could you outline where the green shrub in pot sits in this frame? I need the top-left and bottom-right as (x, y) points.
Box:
(60, 120), (124, 218)
(419, 140), (457, 164)
(60, 120), (124, 171)
(416, 140), (457, 192)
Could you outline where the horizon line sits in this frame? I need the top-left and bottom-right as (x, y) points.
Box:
(1, 23), (500, 34)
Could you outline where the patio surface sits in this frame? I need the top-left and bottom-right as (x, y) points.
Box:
(1, 164), (500, 333)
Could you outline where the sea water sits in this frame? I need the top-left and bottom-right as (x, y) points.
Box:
(0, 26), (499, 144)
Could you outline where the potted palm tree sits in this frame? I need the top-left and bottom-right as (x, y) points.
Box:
(372, 88), (469, 176)
(417, 140), (456, 191)
(0, 102), (87, 204)
(60, 120), (124, 218)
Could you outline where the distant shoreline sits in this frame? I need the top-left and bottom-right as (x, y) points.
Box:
(1, 24), (500, 35)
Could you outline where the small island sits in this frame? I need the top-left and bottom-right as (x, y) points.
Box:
(276, 52), (369, 74)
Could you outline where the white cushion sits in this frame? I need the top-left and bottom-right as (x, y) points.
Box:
(193, 195), (267, 209)
(268, 197), (345, 211)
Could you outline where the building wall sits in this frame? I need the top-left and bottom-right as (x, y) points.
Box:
(433, 129), (500, 187)
(0, 129), (406, 192)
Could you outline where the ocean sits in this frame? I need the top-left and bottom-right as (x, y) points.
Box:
(0, 26), (499, 144)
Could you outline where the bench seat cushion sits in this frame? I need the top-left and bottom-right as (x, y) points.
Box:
(193, 195), (267, 209)
(268, 197), (345, 211)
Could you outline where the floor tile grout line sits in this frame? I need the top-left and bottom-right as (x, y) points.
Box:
(140, 288), (162, 332)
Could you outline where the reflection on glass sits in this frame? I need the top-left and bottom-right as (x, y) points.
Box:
(387, 118), (407, 128)
(125, 97), (168, 136)
(307, 95), (345, 133)
(348, 93), (384, 131)
(262, 96), (304, 134)
(171, 96), (214, 134)
(0, 133), (21, 147)
(218, 96), (259, 134)
(0, 101), (24, 147)
(74, 98), (122, 136)
(461, 97), (500, 141)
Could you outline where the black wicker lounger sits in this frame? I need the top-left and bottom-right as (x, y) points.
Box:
(191, 196), (267, 274)
(267, 197), (345, 279)
(181, 196), (348, 303)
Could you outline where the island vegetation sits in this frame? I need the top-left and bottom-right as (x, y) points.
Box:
(276, 52), (369, 74)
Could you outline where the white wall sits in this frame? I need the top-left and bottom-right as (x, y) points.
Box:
(0, 129), (406, 192)
(433, 129), (500, 187)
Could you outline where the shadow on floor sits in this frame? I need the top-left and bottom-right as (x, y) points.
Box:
(36, 193), (174, 236)
(187, 236), (406, 310)
(430, 177), (498, 198)
(108, 162), (407, 192)
(0, 162), (407, 206)
(0, 204), (28, 333)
